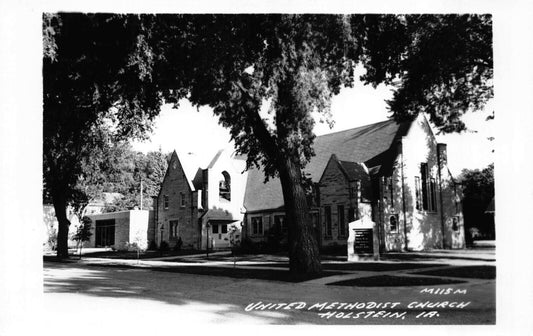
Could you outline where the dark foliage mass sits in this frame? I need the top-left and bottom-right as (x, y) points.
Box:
(43, 14), (492, 272)
(458, 164), (495, 241)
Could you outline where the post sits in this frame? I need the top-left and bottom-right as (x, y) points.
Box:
(206, 222), (210, 258)
(140, 179), (143, 210)
(159, 225), (164, 256)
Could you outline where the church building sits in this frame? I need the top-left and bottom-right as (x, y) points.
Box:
(241, 113), (465, 252)
(154, 113), (465, 254)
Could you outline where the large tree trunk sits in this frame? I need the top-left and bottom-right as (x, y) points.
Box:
(52, 192), (71, 259)
(278, 158), (322, 275)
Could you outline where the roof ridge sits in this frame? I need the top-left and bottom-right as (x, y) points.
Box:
(315, 119), (394, 139)
(207, 149), (224, 169)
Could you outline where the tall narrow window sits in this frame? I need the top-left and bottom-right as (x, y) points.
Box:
(219, 171), (231, 201)
(421, 163), (429, 210)
(169, 220), (178, 238)
(389, 177), (394, 207)
(324, 206), (332, 237)
(429, 178), (437, 212)
(251, 217), (263, 235)
(274, 215), (286, 233)
(338, 205), (346, 237)
(164, 195), (169, 209)
(348, 185), (355, 199)
(415, 177), (422, 210)
(180, 192), (185, 207)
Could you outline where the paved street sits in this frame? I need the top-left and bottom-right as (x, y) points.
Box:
(43, 251), (495, 326)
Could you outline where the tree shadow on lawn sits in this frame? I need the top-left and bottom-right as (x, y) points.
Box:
(240, 262), (447, 272)
(105, 264), (344, 282)
(43, 262), (495, 325)
(76, 249), (206, 259)
(45, 260), (344, 283)
(43, 263), (296, 324)
(327, 275), (466, 287)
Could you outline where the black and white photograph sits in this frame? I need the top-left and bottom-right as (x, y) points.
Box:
(1, 1), (532, 335)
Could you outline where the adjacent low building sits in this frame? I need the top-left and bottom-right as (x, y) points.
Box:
(86, 210), (155, 250)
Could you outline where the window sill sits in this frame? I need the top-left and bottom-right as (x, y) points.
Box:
(416, 209), (438, 214)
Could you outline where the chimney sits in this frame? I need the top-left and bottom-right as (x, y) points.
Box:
(437, 143), (447, 168)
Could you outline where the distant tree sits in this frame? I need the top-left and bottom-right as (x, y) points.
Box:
(72, 216), (93, 258)
(104, 147), (168, 211)
(458, 164), (495, 241)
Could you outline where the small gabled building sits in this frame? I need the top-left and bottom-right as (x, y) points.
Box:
(195, 149), (248, 250)
(154, 149), (247, 250)
(155, 151), (202, 249)
(318, 155), (372, 246)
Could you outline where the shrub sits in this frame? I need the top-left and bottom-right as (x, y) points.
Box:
(173, 237), (183, 251)
(266, 233), (282, 253)
(44, 226), (57, 251)
(236, 237), (256, 254)
(159, 240), (170, 251)
(147, 240), (158, 251)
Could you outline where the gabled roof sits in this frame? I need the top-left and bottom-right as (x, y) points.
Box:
(308, 119), (411, 180)
(243, 168), (285, 213)
(337, 160), (369, 182)
(207, 149), (224, 169)
(243, 118), (412, 212)
(319, 155), (373, 202)
(338, 160), (373, 202)
(165, 151), (201, 191)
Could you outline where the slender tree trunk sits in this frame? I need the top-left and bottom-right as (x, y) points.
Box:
(278, 158), (322, 275)
(52, 192), (71, 260)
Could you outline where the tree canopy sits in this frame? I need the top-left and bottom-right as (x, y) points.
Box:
(43, 13), (164, 258)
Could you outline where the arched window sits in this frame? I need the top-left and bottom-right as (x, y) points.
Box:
(219, 171), (231, 201)
(389, 214), (398, 232)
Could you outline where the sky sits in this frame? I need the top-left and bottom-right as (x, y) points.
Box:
(132, 68), (495, 177)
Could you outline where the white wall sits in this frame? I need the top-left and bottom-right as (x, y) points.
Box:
(206, 150), (248, 220)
